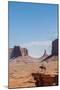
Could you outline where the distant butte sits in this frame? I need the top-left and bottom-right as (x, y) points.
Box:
(9, 46), (28, 59)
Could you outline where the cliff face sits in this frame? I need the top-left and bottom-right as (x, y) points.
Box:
(52, 39), (58, 56)
(9, 46), (28, 59)
(10, 46), (22, 58)
(21, 48), (28, 56)
(8, 48), (13, 59)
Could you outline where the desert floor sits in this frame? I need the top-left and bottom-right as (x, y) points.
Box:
(8, 56), (58, 88)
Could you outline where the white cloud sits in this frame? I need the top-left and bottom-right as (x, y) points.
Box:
(21, 40), (52, 48)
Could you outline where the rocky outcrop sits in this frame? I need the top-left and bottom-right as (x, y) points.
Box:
(39, 50), (48, 62)
(41, 39), (58, 62)
(9, 46), (28, 59)
(32, 73), (58, 86)
(10, 46), (22, 58)
(52, 39), (58, 56)
(8, 48), (13, 59)
(21, 48), (28, 56)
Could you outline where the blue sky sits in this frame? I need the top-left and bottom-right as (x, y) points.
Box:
(8, 2), (58, 57)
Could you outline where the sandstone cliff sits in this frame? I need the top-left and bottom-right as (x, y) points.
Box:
(9, 46), (28, 59)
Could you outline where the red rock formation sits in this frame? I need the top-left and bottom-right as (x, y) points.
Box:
(9, 46), (28, 59)
(21, 48), (28, 56)
(32, 73), (58, 86)
(52, 39), (58, 56)
(10, 46), (22, 58)
(39, 50), (48, 61)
